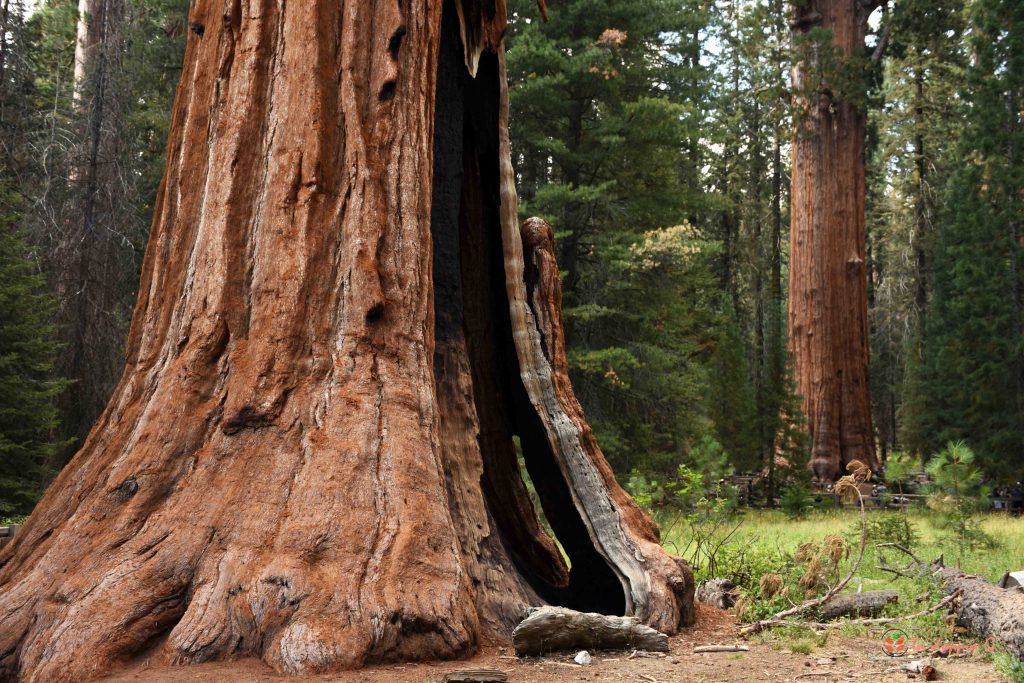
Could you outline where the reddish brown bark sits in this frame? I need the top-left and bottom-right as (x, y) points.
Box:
(788, 0), (879, 481)
(0, 2), (693, 681)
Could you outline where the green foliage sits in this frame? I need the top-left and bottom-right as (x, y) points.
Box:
(707, 315), (759, 471)
(883, 451), (920, 489)
(848, 513), (920, 550)
(913, 0), (1024, 479)
(0, 185), (68, 514)
(994, 650), (1024, 683)
(688, 435), (734, 486)
(731, 534), (853, 622)
(507, 0), (734, 476)
(780, 480), (813, 519)
(561, 222), (722, 475)
(925, 441), (997, 553)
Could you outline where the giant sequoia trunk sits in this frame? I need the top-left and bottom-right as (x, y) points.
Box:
(789, 0), (879, 481)
(0, 2), (694, 681)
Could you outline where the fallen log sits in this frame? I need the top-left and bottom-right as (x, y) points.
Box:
(816, 589), (898, 621)
(512, 606), (669, 656)
(938, 567), (1024, 660)
(697, 579), (738, 609)
(876, 546), (1024, 662)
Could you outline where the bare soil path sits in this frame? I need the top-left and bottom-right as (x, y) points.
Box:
(99, 607), (1005, 683)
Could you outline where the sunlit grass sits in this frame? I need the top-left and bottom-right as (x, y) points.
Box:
(662, 507), (1024, 660)
(663, 508), (1024, 584)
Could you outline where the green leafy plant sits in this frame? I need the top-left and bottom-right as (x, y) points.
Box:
(780, 481), (814, 519)
(925, 441), (996, 554)
(849, 513), (920, 550)
(994, 650), (1024, 683)
(882, 451), (921, 546)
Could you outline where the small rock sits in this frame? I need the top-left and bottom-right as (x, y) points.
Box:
(574, 651), (592, 666)
(815, 657), (833, 666)
(670, 658), (680, 664)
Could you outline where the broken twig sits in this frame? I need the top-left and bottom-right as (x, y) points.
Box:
(693, 644), (749, 653)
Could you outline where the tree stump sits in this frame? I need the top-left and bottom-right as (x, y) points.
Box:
(0, 2), (694, 681)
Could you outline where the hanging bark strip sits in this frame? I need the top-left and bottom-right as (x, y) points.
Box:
(0, 1), (693, 681)
(788, 0), (879, 481)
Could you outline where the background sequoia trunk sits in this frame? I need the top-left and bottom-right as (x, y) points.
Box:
(0, 1), (693, 681)
(789, 0), (879, 481)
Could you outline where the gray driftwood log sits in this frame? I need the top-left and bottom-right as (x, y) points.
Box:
(816, 589), (899, 621)
(696, 579), (738, 609)
(512, 606), (669, 656)
(939, 568), (1024, 660)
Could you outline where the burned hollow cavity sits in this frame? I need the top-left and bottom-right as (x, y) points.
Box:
(429, 0), (626, 617)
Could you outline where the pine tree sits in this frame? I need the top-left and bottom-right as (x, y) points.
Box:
(506, 0), (718, 475)
(0, 185), (67, 515)
(708, 0), (794, 476)
(0, 0), (70, 515)
(921, 0), (1024, 479)
(12, 0), (188, 466)
(866, 0), (967, 460)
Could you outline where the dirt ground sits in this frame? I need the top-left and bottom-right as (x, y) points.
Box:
(99, 607), (1005, 683)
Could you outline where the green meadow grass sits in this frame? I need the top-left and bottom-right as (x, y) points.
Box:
(662, 508), (1024, 584)
(661, 507), (1024, 663)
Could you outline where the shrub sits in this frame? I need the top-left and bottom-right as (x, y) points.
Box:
(781, 481), (814, 519)
(925, 441), (996, 553)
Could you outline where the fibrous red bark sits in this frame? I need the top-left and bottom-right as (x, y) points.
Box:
(789, 0), (879, 481)
(0, 2), (693, 681)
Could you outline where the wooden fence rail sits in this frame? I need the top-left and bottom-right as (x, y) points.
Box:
(0, 525), (21, 549)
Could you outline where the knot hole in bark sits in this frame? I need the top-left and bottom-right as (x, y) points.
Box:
(379, 80), (398, 102)
(112, 476), (139, 503)
(365, 302), (386, 323)
(388, 27), (407, 60)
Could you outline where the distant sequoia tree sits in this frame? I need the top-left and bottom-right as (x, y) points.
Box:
(788, 0), (881, 481)
(0, 1), (694, 681)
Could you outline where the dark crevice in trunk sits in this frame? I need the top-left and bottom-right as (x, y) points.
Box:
(430, 1), (625, 617)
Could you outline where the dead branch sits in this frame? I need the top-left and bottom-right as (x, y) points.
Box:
(766, 590), (962, 631)
(693, 644), (749, 653)
(876, 543), (921, 564)
(444, 669), (508, 683)
(936, 566), (1024, 660)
